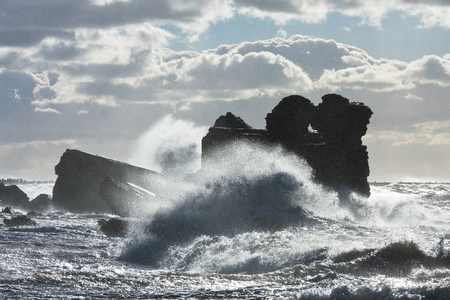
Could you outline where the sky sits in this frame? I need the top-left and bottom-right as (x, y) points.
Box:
(0, 0), (449, 182)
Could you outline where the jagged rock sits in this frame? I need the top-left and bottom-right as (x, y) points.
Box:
(29, 194), (53, 212)
(202, 94), (373, 197)
(3, 215), (37, 227)
(0, 183), (30, 209)
(53, 149), (178, 214)
(202, 113), (267, 164)
(214, 112), (252, 129)
(2, 206), (15, 214)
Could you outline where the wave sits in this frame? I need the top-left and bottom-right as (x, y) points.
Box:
(331, 241), (450, 276)
(120, 142), (339, 265)
(119, 141), (450, 274)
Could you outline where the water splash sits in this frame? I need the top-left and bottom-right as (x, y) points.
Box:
(120, 117), (450, 275)
(120, 142), (344, 266)
(128, 115), (208, 178)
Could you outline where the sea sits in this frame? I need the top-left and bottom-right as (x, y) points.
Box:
(1, 146), (449, 299)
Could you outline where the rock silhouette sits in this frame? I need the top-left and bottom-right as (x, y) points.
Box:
(0, 183), (29, 209)
(52, 149), (185, 214)
(52, 149), (166, 213)
(202, 94), (372, 197)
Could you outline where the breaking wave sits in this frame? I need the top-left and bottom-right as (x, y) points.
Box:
(119, 120), (449, 276)
(120, 142), (363, 268)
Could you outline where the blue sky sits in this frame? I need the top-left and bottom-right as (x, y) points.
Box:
(0, 0), (449, 182)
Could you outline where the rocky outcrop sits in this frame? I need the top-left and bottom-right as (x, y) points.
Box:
(202, 94), (373, 197)
(0, 184), (53, 212)
(29, 194), (53, 212)
(0, 183), (30, 209)
(2, 206), (16, 214)
(52, 149), (171, 213)
(3, 215), (37, 227)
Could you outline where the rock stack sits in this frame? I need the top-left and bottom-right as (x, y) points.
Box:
(202, 94), (373, 197)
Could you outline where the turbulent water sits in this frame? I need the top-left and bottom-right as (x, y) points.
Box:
(1, 146), (450, 299)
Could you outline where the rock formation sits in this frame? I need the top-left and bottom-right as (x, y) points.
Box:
(98, 218), (131, 236)
(52, 93), (372, 215)
(3, 215), (37, 227)
(0, 183), (30, 209)
(53, 149), (172, 213)
(29, 194), (53, 212)
(202, 94), (373, 197)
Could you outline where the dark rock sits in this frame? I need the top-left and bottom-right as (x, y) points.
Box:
(3, 215), (37, 226)
(266, 95), (316, 136)
(99, 177), (158, 217)
(202, 94), (373, 197)
(311, 94), (372, 144)
(98, 218), (130, 236)
(2, 206), (16, 214)
(214, 112), (252, 129)
(29, 194), (53, 212)
(0, 183), (30, 209)
(202, 113), (267, 165)
(52, 149), (172, 213)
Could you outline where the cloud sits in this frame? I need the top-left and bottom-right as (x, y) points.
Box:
(230, 35), (376, 79)
(0, 29), (75, 47)
(0, 69), (39, 113)
(406, 3), (450, 28)
(0, 1), (448, 113)
(407, 55), (450, 85)
(0, 0), (233, 45)
(34, 107), (61, 114)
(404, 93), (423, 101)
(234, 0), (450, 28)
(366, 120), (450, 147)
(0, 0), (449, 52)
(276, 29), (288, 38)
(2, 34), (449, 114)
(13, 89), (21, 101)
(316, 55), (450, 92)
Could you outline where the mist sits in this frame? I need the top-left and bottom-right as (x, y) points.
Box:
(127, 115), (208, 178)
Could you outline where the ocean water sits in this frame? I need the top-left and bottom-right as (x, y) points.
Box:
(1, 145), (450, 299)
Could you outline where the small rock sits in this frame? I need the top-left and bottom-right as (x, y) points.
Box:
(2, 206), (15, 214)
(3, 215), (37, 226)
(99, 218), (130, 236)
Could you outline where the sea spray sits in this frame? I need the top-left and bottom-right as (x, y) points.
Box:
(120, 141), (351, 267)
(120, 117), (449, 277)
(128, 114), (208, 178)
